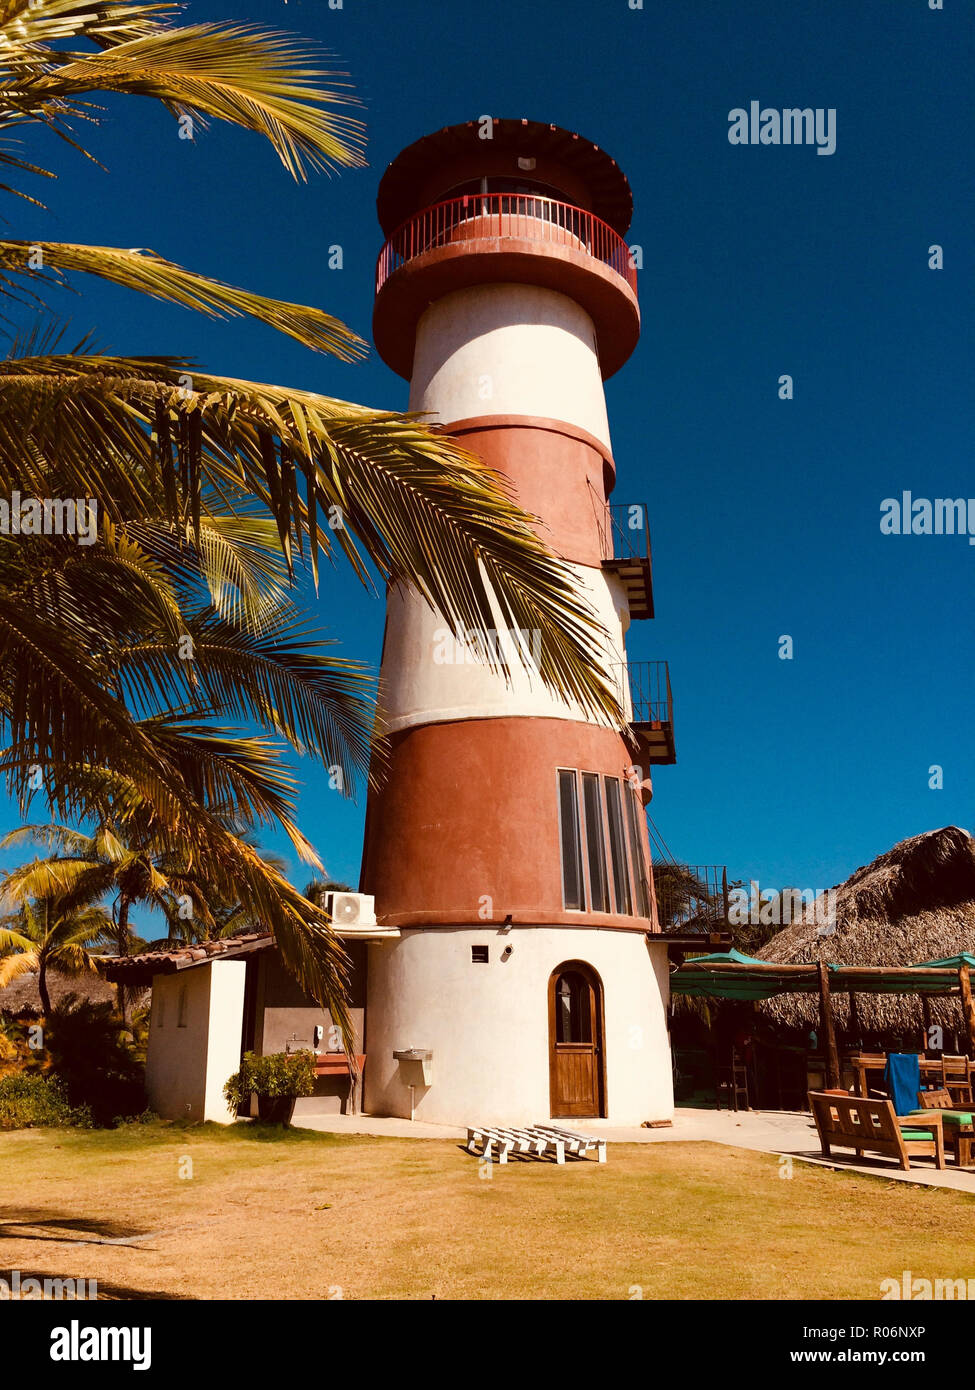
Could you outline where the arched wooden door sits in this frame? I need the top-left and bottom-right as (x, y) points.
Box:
(548, 961), (606, 1117)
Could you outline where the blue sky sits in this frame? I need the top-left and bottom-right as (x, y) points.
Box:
(4, 0), (973, 924)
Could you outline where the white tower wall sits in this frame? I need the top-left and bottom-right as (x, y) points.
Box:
(365, 929), (673, 1126)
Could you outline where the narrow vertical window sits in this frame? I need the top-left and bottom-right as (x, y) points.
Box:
(177, 983), (188, 1028)
(625, 786), (652, 919)
(557, 769), (585, 910)
(582, 773), (609, 913)
(604, 776), (632, 916)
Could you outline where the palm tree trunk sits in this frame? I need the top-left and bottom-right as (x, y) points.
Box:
(38, 953), (52, 1020)
(116, 896), (133, 1027)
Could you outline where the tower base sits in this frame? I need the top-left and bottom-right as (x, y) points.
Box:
(364, 926), (673, 1127)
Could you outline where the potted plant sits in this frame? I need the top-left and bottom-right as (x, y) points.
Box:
(224, 1050), (317, 1126)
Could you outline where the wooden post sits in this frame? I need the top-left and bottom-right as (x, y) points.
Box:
(818, 960), (840, 1089)
(848, 991), (860, 1043)
(721, 867), (729, 928)
(921, 995), (933, 1054)
(959, 964), (975, 1059)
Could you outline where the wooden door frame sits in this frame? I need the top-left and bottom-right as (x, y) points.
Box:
(548, 959), (608, 1118)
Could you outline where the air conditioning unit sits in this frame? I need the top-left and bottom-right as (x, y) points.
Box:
(325, 891), (376, 931)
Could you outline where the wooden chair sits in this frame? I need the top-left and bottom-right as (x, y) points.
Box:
(940, 1056), (973, 1105)
(715, 1050), (749, 1112)
(916, 1087), (954, 1109)
(914, 1087), (974, 1167)
(808, 1091), (945, 1171)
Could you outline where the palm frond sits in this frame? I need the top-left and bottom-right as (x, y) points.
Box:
(0, 242), (366, 358)
(7, 21), (366, 180)
(0, 0), (171, 52)
(0, 948), (38, 987)
(0, 356), (622, 725)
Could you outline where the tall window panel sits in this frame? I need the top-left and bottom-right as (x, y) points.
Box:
(557, 769), (586, 910)
(582, 772), (610, 913)
(625, 785), (652, 919)
(603, 776), (632, 916)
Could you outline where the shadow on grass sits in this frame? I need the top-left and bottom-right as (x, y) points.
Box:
(0, 1212), (146, 1241)
(14, 1117), (376, 1150)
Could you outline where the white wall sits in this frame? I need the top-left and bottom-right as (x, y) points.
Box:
(364, 928), (673, 1126)
(145, 960), (246, 1123)
(409, 283), (612, 450)
(379, 564), (631, 733)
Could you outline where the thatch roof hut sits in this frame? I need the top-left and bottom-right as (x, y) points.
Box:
(0, 968), (121, 1017)
(759, 826), (975, 1037)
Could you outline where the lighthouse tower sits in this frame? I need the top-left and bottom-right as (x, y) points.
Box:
(360, 119), (676, 1126)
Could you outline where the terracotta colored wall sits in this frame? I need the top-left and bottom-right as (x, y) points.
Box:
(360, 716), (654, 930)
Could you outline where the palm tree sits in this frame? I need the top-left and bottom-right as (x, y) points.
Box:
(0, 1), (621, 1041)
(0, 819), (212, 1019)
(0, 897), (111, 1019)
(304, 878), (353, 908)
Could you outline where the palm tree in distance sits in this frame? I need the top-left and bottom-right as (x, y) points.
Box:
(0, 896), (111, 1019)
(305, 878), (353, 907)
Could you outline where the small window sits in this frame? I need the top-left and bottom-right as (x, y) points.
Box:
(156, 994), (165, 1029)
(625, 785), (652, 919)
(557, 769), (585, 910)
(471, 945), (489, 963)
(604, 776), (632, 916)
(582, 773), (609, 913)
(555, 970), (593, 1044)
(177, 983), (188, 1028)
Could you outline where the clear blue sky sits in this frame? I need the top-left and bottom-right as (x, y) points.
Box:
(4, 0), (973, 923)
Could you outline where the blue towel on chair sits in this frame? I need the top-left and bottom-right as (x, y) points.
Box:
(885, 1053), (921, 1115)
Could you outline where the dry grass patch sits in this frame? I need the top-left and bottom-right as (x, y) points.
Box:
(2, 1122), (974, 1299)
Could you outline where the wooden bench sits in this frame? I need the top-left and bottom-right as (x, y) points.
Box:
(466, 1123), (607, 1166)
(808, 1091), (945, 1171)
(532, 1124), (607, 1163)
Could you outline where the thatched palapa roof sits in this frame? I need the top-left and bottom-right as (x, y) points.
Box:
(0, 968), (121, 1016)
(759, 826), (975, 1034)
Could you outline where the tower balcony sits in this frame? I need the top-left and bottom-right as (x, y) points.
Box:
(598, 501), (654, 619)
(373, 192), (640, 379)
(624, 659), (676, 766)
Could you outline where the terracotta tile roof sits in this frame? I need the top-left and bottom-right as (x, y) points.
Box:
(99, 931), (274, 983)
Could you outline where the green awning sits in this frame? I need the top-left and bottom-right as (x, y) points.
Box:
(670, 950), (971, 1001)
(913, 953), (975, 971)
(670, 951), (817, 1001)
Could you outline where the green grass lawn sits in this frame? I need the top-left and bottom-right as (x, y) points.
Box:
(3, 1122), (974, 1300)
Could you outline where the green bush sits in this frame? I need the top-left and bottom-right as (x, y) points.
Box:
(224, 1050), (317, 1109)
(0, 1072), (92, 1130)
(41, 1002), (147, 1126)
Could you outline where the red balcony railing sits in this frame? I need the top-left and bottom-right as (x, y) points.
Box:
(624, 660), (676, 765)
(653, 864), (731, 933)
(596, 501), (654, 619)
(376, 193), (637, 296)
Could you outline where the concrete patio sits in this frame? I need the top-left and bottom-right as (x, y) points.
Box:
(295, 1105), (975, 1193)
